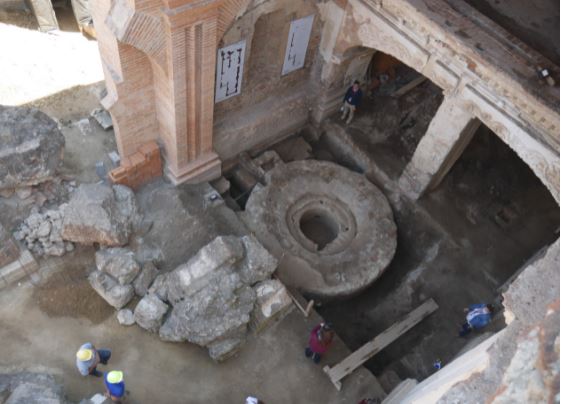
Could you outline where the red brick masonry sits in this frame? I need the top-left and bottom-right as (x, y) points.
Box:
(109, 141), (162, 190)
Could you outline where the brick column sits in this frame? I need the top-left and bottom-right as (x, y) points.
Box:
(159, 0), (222, 185)
(399, 96), (480, 200)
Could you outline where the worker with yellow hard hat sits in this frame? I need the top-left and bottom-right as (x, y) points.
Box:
(104, 370), (126, 402)
(75, 342), (111, 377)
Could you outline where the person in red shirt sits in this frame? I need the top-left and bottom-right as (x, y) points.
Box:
(305, 323), (334, 364)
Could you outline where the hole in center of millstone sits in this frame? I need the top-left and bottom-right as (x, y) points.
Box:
(299, 209), (340, 251)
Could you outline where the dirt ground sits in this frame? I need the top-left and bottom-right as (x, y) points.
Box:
(0, 4), (103, 106)
(28, 245), (116, 324)
(0, 281), (383, 403)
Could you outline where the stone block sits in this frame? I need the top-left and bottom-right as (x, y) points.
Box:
(95, 248), (140, 285)
(0, 106), (65, 190)
(62, 183), (138, 246)
(134, 294), (169, 333)
(147, 273), (169, 302)
(91, 108), (113, 130)
(207, 336), (245, 362)
(133, 261), (159, 296)
(250, 279), (292, 333)
(239, 235), (278, 285)
(117, 309), (135, 326)
(0, 250), (38, 289)
(88, 270), (134, 309)
(166, 235), (244, 304)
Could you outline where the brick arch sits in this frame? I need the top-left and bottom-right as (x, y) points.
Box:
(217, 0), (253, 43)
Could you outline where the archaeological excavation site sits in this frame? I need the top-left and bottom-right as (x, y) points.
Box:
(0, 0), (559, 402)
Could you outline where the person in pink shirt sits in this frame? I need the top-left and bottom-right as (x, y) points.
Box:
(305, 323), (334, 364)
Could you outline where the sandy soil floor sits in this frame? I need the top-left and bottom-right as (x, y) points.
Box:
(0, 4), (103, 106)
(0, 251), (384, 403)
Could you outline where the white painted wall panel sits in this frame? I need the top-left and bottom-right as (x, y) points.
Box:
(215, 40), (246, 103)
(282, 15), (314, 76)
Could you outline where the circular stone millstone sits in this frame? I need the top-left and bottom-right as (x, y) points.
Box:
(243, 160), (397, 300)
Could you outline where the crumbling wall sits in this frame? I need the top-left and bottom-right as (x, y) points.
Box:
(213, 0), (322, 160)
(434, 239), (559, 403)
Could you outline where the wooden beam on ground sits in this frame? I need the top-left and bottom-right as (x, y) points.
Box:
(285, 284), (314, 317)
(392, 76), (427, 98)
(323, 299), (439, 391)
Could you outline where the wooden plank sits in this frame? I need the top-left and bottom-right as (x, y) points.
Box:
(392, 76), (427, 97)
(324, 299), (439, 389)
(285, 284), (314, 317)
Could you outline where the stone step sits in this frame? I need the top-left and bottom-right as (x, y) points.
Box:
(0, 249), (39, 289)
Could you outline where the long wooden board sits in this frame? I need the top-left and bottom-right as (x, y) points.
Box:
(284, 284), (314, 317)
(323, 299), (439, 390)
(392, 76), (427, 97)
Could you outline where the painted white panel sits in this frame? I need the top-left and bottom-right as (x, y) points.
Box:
(215, 40), (246, 103)
(282, 15), (314, 76)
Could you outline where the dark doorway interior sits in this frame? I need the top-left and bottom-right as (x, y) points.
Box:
(317, 123), (559, 390)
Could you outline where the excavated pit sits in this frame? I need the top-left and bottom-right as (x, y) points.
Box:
(241, 159), (397, 299)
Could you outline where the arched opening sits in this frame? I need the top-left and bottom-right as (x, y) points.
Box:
(313, 47), (444, 180)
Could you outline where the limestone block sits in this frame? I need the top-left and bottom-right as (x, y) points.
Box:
(112, 184), (142, 228)
(117, 309), (135, 326)
(133, 261), (159, 296)
(239, 235), (278, 285)
(147, 273), (169, 302)
(43, 242), (66, 257)
(166, 235), (244, 304)
(95, 248), (140, 285)
(134, 294), (169, 333)
(207, 334), (245, 362)
(0, 250), (38, 289)
(61, 183), (138, 246)
(251, 279), (292, 332)
(91, 108), (113, 130)
(159, 282), (255, 346)
(0, 105), (65, 190)
(88, 270), (134, 309)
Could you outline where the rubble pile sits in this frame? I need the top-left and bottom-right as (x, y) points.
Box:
(157, 234), (285, 361)
(90, 234), (290, 361)
(12, 182), (138, 258)
(88, 247), (153, 309)
(13, 206), (74, 257)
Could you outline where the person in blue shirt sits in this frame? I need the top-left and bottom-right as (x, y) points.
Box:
(104, 370), (125, 402)
(75, 342), (111, 377)
(341, 80), (363, 124)
(459, 303), (494, 337)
